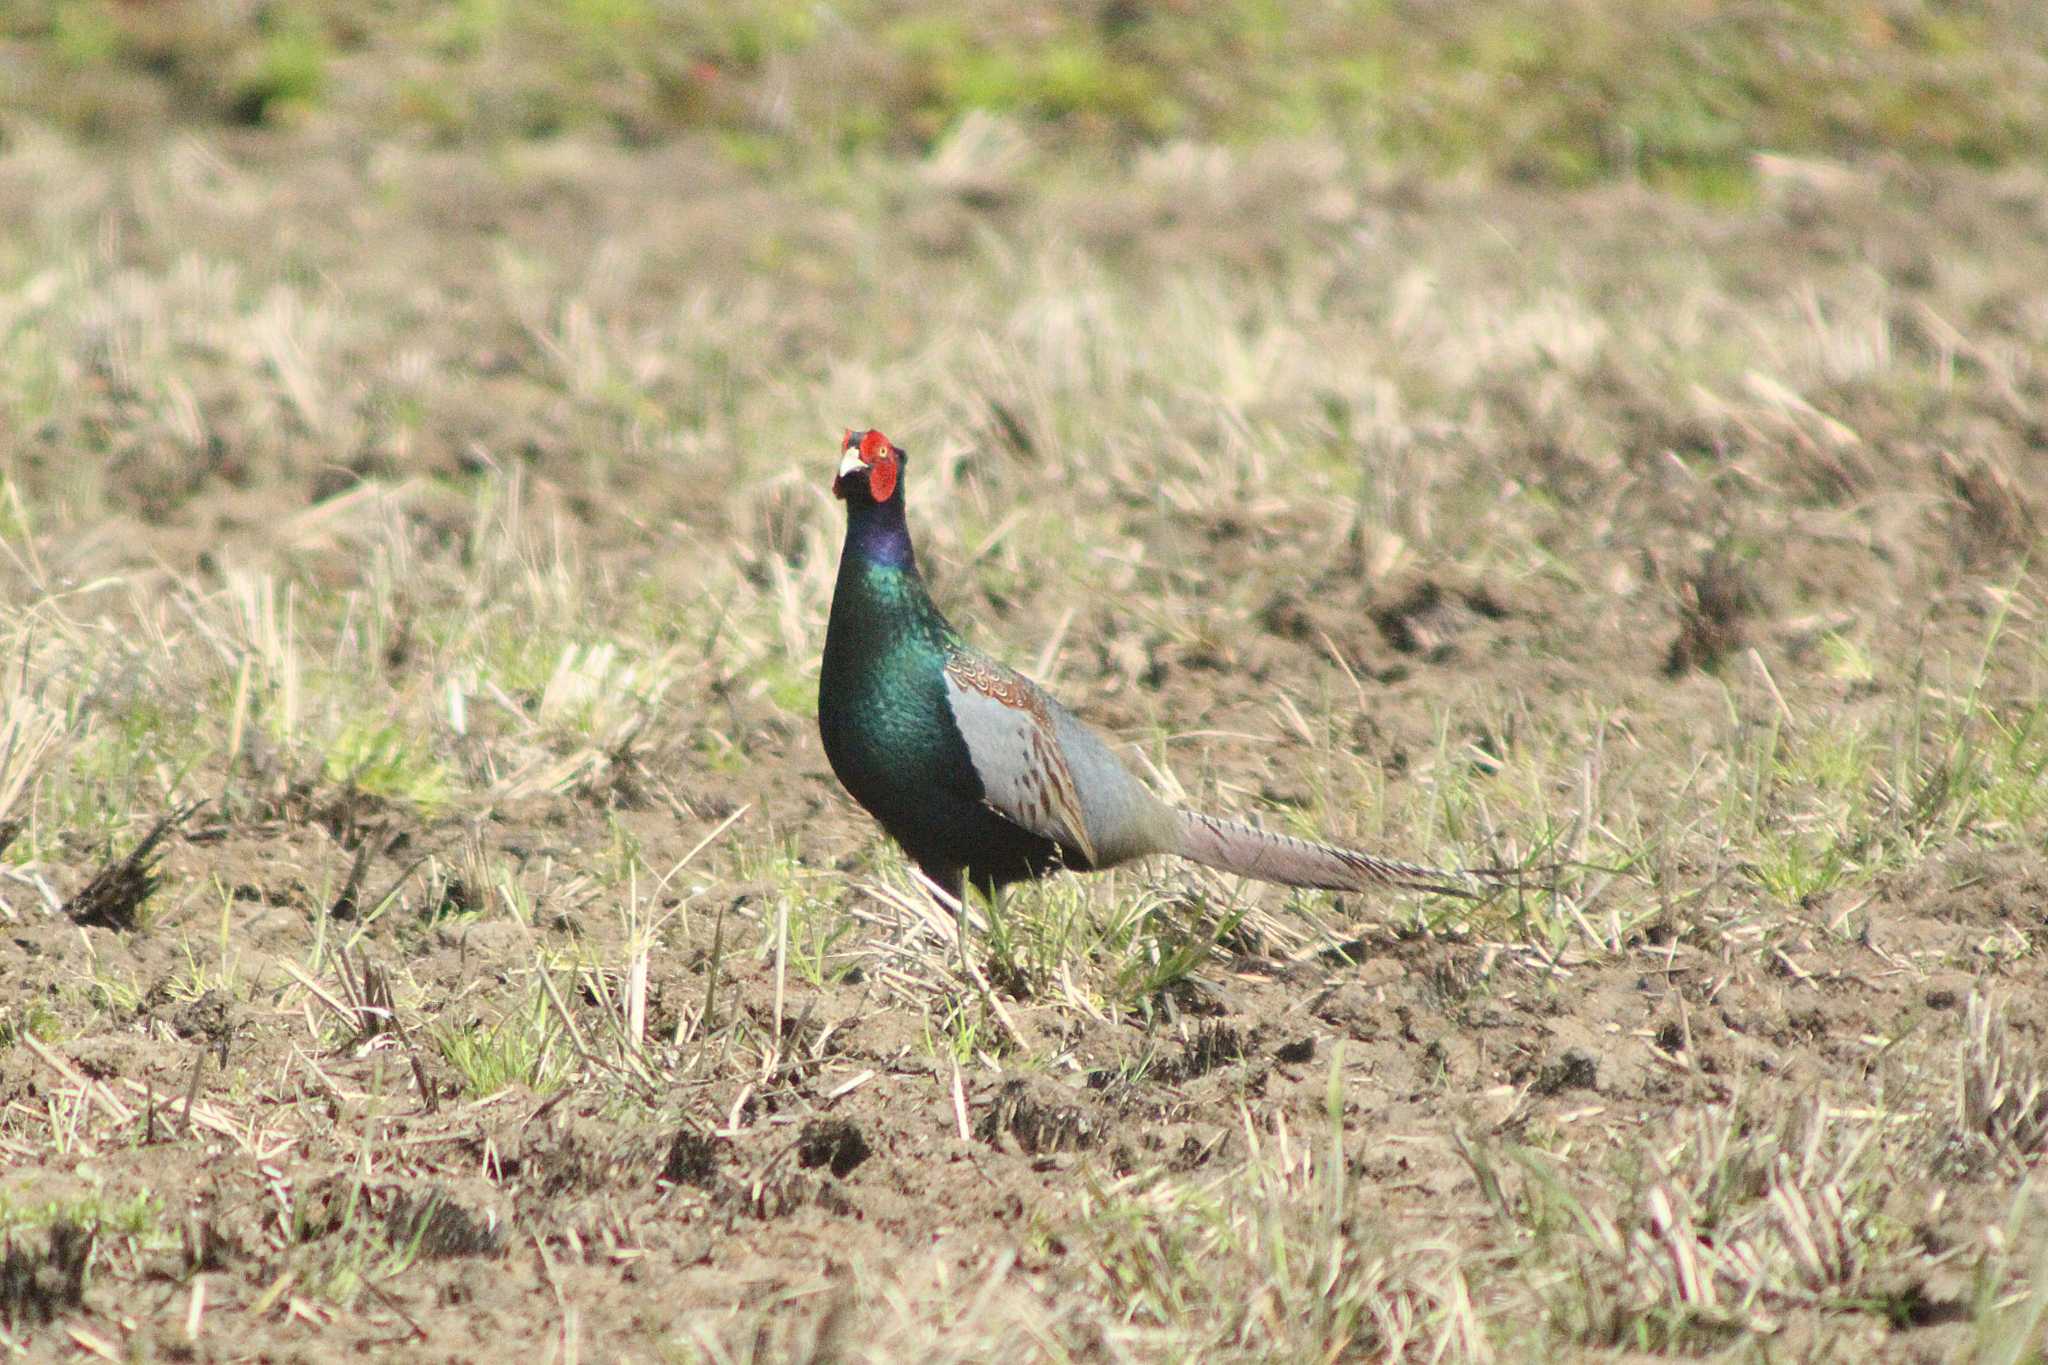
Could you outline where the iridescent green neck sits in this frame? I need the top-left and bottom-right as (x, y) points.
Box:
(828, 494), (955, 660)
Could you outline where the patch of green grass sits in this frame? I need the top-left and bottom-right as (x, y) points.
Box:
(897, 871), (1247, 1027)
(75, 964), (141, 1015)
(228, 6), (330, 126)
(1693, 601), (2048, 911)
(780, 891), (862, 991)
(1901, 604), (2048, 851)
(322, 718), (457, 818)
(421, 0), (505, 61)
(8, 1), (2048, 194)
(889, 17), (1178, 144)
(0, 1003), (63, 1051)
(27, 685), (209, 857)
(48, 0), (119, 67)
(921, 993), (1009, 1068)
(1753, 827), (1854, 906)
(436, 984), (577, 1097)
(743, 654), (815, 721)
(159, 903), (249, 1005)
(0, 1189), (164, 1242)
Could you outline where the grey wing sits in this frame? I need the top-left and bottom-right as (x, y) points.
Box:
(942, 652), (1171, 867)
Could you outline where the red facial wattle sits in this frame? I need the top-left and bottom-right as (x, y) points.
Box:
(864, 433), (899, 502)
(836, 428), (900, 502)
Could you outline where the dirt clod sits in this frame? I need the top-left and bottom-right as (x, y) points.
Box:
(386, 1190), (505, 1260)
(1665, 549), (1760, 676)
(1372, 580), (1508, 659)
(1273, 1036), (1316, 1065)
(662, 1129), (723, 1190)
(796, 1119), (872, 1179)
(976, 1078), (1103, 1154)
(63, 808), (193, 931)
(163, 990), (236, 1066)
(0, 1224), (91, 1328)
(1165, 1022), (1252, 1083)
(1942, 450), (2038, 564)
(1531, 1049), (1600, 1096)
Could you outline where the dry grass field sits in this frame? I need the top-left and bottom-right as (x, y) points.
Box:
(1, 2), (2046, 1359)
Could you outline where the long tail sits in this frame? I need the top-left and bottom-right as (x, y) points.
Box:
(1171, 809), (1485, 899)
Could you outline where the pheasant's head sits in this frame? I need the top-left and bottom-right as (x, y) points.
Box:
(834, 428), (903, 505)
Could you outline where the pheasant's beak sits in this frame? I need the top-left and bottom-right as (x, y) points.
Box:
(833, 447), (867, 499)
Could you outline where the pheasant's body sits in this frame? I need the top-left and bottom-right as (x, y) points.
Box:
(819, 521), (1076, 891)
(818, 428), (1487, 904)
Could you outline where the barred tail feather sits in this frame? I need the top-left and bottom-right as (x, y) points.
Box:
(1172, 810), (1481, 899)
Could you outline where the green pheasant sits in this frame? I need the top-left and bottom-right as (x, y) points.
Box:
(819, 427), (1488, 904)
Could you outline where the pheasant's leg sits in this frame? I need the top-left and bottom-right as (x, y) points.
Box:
(916, 863), (968, 912)
(907, 868), (986, 1013)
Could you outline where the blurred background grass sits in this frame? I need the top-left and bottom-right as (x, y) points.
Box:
(5, 0), (2044, 200)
